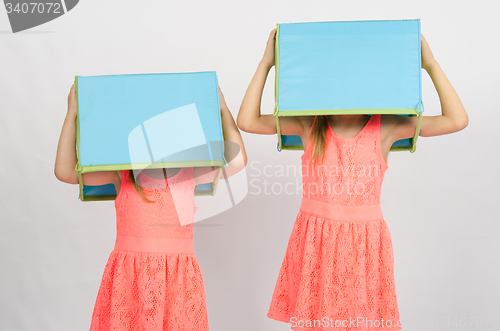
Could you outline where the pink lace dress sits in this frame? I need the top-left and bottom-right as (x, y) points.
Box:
(90, 167), (208, 331)
(267, 115), (401, 331)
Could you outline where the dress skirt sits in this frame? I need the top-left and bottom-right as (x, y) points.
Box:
(90, 236), (209, 331)
(267, 197), (401, 331)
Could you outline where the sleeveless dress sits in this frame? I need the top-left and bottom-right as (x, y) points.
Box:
(267, 115), (401, 331)
(90, 167), (209, 331)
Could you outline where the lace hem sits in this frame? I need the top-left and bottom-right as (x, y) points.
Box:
(90, 250), (208, 331)
(268, 212), (400, 331)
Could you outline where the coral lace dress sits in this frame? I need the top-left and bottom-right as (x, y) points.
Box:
(90, 167), (208, 331)
(267, 115), (401, 330)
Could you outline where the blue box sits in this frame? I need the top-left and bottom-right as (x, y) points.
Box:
(75, 71), (226, 201)
(274, 19), (424, 152)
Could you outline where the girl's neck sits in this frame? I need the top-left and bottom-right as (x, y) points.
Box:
(328, 114), (370, 127)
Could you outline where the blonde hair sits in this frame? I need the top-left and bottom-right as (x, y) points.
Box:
(128, 170), (156, 203)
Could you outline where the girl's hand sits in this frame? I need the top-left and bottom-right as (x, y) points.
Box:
(421, 34), (437, 72)
(67, 84), (77, 117)
(261, 28), (276, 68)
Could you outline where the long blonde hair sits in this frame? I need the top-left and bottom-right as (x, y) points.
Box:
(308, 115), (329, 166)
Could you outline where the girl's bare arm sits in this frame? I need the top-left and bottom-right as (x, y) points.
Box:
(54, 84), (119, 186)
(237, 28), (305, 137)
(388, 35), (468, 143)
(194, 87), (248, 185)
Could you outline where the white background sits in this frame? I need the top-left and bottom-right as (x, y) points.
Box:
(1, 0), (499, 330)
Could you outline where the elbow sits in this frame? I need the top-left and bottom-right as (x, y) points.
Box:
(236, 141), (248, 168)
(241, 151), (248, 168)
(236, 113), (248, 132)
(232, 149), (248, 174)
(237, 109), (257, 133)
(54, 167), (63, 182)
(234, 158), (247, 176)
(54, 168), (78, 184)
(224, 152), (247, 178)
(461, 113), (469, 130)
(455, 113), (469, 132)
(238, 143), (248, 169)
(238, 121), (258, 134)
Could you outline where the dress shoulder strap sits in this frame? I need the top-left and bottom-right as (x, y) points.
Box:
(362, 115), (383, 148)
(363, 114), (381, 134)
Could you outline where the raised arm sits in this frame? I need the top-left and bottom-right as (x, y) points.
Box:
(54, 84), (118, 186)
(237, 28), (305, 136)
(388, 34), (469, 142)
(218, 87), (247, 178)
(54, 84), (79, 184)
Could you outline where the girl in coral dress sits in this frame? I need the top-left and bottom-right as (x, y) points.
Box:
(237, 29), (467, 330)
(55, 85), (246, 331)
